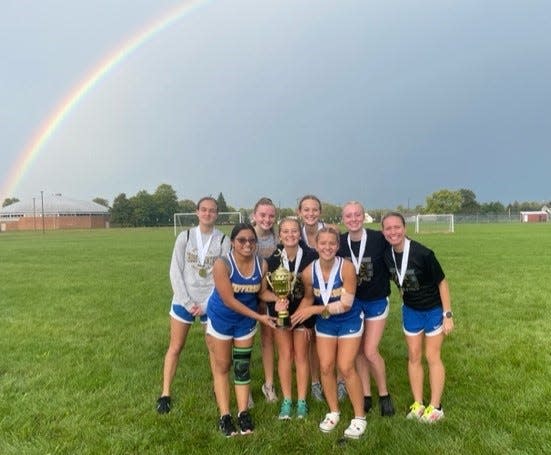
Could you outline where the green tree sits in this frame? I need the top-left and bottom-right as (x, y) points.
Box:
(131, 190), (156, 227)
(480, 201), (506, 214)
(178, 199), (196, 213)
(110, 193), (133, 227)
(2, 197), (19, 207)
(458, 189), (480, 214)
(153, 184), (179, 226)
(217, 192), (229, 223)
(425, 189), (462, 214)
(93, 197), (110, 208)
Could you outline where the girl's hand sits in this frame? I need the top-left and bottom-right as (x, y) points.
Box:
(275, 297), (289, 313)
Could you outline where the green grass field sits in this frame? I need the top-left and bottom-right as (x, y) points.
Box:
(1, 224), (550, 454)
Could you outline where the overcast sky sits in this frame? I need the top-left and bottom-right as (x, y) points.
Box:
(1, 0), (550, 210)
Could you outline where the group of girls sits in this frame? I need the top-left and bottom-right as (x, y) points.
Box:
(156, 195), (454, 439)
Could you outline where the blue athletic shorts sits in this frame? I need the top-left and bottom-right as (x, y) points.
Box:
(402, 304), (442, 336)
(170, 302), (207, 324)
(357, 297), (389, 321)
(206, 315), (257, 341)
(315, 309), (364, 339)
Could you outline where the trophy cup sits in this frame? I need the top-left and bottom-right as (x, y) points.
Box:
(266, 263), (296, 328)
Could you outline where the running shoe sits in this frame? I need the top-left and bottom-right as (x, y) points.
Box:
(406, 401), (425, 420)
(311, 382), (324, 402)
(262, 383), (278, 403)
(278, 398), (292, 420)
(337, 380), (347, 402)
(379, 394), (395, 417)
(296, 400), (308, 419)
(237, 410), (255, 434)
(364, 396), (372, 413)
(156, 396), (171, 414)
(218, 414), (237, 437)
(421, 405), (444, 423)
(344, 417), (367, 439)
(319, 412), (340, 433)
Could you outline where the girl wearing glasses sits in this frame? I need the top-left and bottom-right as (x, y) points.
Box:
(206, 223), (281, 437)
(291, 226), (367, 439)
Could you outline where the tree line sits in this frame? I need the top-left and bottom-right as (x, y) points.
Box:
(2, 185), (548, 227)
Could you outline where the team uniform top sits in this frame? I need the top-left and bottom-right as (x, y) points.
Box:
(170, 227), (230, 312)
(265, 246), (318, 317)
(312, 257), (361, 323)
(207, 251), (263, 323)
(383, 240), (445, 311)
(338, 228), (390, 301)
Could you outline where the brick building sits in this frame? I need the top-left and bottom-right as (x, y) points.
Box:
(0, 194), (110, 231)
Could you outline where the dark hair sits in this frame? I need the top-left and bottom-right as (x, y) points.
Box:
(230, 222), (257, 241)
(381, 211), (406, 228)
(298, 194), (322, 212)
(196, 196), (218, 210)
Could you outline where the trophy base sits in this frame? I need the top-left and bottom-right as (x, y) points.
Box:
(276, 311), (290, 329)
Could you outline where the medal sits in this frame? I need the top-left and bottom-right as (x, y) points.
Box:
(195, 228), (213, 279)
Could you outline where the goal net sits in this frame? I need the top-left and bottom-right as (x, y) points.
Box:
(173, 212), (243, 236)
(414, 214), (454, 234)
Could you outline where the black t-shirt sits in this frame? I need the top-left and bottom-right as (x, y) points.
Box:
(383, 239), (445, 310)
(266, 244), (318, 315)
(338, 228), (390, 301)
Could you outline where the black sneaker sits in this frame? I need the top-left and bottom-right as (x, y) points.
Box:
(364, 396), (372, 413)
(237, 410), (254, 434)
(218, 414), (237, 437)
(156, 396), (171, 414)
(379, 394), (395, 417)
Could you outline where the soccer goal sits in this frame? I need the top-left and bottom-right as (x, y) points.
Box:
(173, 212), (243, 236)
(414, 214), (454, 234)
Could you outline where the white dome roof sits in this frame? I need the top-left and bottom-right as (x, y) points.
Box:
(1, 194), (109, 215)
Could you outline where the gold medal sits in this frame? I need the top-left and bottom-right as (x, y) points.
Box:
(198, 267), (207, 278)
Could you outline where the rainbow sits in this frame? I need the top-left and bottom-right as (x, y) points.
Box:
(1, 0), (212, 201)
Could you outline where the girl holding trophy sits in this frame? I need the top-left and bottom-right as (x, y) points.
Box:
(266, 217), (318, 420)
(206, 223), (282, 437)
(291, 226), (367, 439)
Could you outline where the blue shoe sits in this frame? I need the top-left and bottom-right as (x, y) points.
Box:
(296, 400), (308, 419)
(278, 398), (292, 420)
(337, 381), (347, 402)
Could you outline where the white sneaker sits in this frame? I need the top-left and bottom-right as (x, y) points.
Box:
(319, 412), (340, 433)
(344, 417), (367, 439)
(261, 383), (278, 403)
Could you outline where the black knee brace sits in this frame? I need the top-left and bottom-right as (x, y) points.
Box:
(232, 346), (252, 385)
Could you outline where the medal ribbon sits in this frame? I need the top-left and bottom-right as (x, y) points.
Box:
(347, 230), (367, 275)
(315, 257), (340, 306)
(281, 247), (303, 275)
(195, 228), (213, 268)
(391, 238), (411, 288)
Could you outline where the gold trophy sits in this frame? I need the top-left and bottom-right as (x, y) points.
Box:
(266, 262), (296, 328)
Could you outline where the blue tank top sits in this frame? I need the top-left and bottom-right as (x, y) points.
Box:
(207, 252), (262, 321)
(311, 257), (360, 322)
(312, 257), (344, 307)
